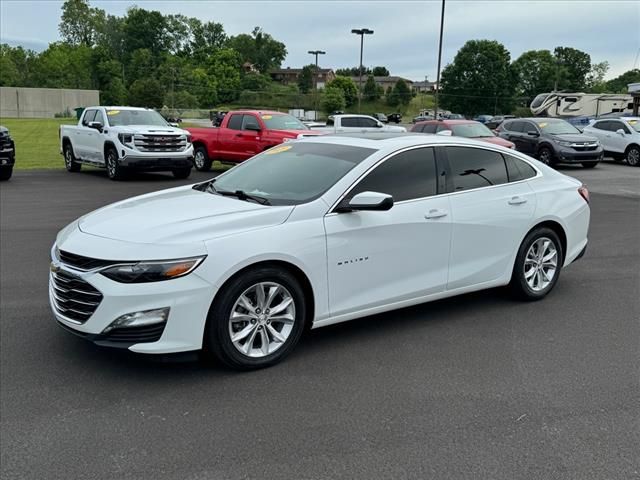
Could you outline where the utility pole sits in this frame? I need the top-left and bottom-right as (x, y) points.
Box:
(351, 28), (374, 113)
(308, 50), (326, 120)
(434, 0), (446, 119)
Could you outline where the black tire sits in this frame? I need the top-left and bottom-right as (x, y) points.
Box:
(193, 145), (212, 172)
(206, 266), (307, 370)
(63, 143), (81, 172)
(172, 167), (191, 179)
(0, 167), (12, 181)
(581, 161), (598, 169)
(537, 146), (555, 167)
(105, 147), (125, 180)
(625, 145), (640, 167)
(510, 227), (563, 301)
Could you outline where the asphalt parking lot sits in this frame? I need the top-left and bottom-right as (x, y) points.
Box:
(1, 163), (639, 480)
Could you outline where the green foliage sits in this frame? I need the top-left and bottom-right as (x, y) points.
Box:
(512, 50), (557, 100)
(605, 69), (640, 93)
(297, 65), (314, 94)
(164, 90), (199, 109)
(389, 79), (411, 106)
(586, 61), (610, 93)
(439, 39), (516, 116)
(59, 0), (105, 46)
(226, 26), (286, 73)
(326, 76), (358, 107)
(372, 66), (390, 76)
(127, 78), (164, 108)
(363, 75), (379, 101)
(122, 7), (168, 57)
(101, 77), (127, 105)
(322, 87), (346, 113)
(241, 72), (272, 91)
(553, 46), (591, 91)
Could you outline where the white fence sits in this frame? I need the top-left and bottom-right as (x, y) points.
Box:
(0, 87), (100, 118)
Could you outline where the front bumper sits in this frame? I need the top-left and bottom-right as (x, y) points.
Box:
(0, 143), (15, 166)
(119, 155), (194, 170)
(555, 146), (604, 163)
(49, 259), (216, 354)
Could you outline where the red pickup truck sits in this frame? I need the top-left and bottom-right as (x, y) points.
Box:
(186, 110), (323, 171)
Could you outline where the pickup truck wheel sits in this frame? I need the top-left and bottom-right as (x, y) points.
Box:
(193, 146), (212, 172)
(64, 144), (81, 172)
(105, 148), (125, 180)
(172, 167), (191, 179)
(0, 167), (13, 181)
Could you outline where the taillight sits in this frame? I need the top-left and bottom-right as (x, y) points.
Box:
(578, 185), (590, 204)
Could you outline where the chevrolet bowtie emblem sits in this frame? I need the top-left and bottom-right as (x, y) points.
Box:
(50, 262), (61, 273)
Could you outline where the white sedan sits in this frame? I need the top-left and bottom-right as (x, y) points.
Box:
(50, 134), (590, 369)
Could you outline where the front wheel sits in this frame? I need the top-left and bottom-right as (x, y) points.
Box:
(0, 167), (13, 181)
(193, 146), (212, 172)
(626, 145), (640, 167)
(537, 147), (555, 167)
(510, 227), (563, 301)
(105, 147), (125, 180)
(581, 161), (598, 169)
(206, 267), (307, 370)
(172, 167), (191, 179)
(64, 144), (81, 172)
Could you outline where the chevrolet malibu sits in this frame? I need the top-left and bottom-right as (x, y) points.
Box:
(50, 134), (590, 369)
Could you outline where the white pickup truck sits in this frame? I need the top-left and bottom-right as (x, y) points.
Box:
(311, 114), (407, 134)
(59, 106), (194, 180)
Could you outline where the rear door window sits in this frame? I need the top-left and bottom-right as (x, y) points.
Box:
(445, 146), (510, 192)
(359, 117), (379, 128)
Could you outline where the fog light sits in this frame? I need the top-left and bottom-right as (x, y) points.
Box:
(103, 307), (169, 333)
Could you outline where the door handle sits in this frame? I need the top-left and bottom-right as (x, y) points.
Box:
(425, 209), (448, 219)
(508, 196), (528, 205)
(235, 133), (243, 137)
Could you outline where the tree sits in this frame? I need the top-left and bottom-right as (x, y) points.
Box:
(326, 76), (359, 107)
(205, 48), (242, 103)
(553, 46), (591, 91)
(128, 78), (164, 108)
(297, 65), (314, 94)
(322, 87), (345, 113)
(59, 0), (105, 46)
(363, 75), (379, 101)
(241, 72), (272, 92)
(391, 79), (411, 106)
(439, 39), (516, 115)
(123, 7), (168, 57)
(512, 50), (557, 100)
(164, 90), (199, 109)
(606, 69), (640, 93)
(101, 77), (127, 104)
(226, 27), (286, 73)
(372, 66), (389, 76)
(335, 66), (372, 77)
(586, 61), (610, 92)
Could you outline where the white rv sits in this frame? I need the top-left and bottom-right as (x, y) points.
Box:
(530, 92), (633, 117)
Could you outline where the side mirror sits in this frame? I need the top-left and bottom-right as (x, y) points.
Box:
(527, 130), (540, 137)
(436, 129), (453, 136)
(343, 191), (393, 212)
(244, 124), (261, 132)
(616, 129), (626, 136)
(88, 121), (103, 131)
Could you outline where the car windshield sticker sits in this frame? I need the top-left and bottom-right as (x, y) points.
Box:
(629, 120), (637, 125)
(264, 145), (292, 155)
(107, 110), (120, 116)
(261, 115), (273, 120)
(538, 122), (547, 128)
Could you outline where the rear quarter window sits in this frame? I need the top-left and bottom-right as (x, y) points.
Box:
(504, 154), (537, 182)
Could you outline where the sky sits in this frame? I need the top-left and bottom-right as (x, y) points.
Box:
(1, 0), (639, 81)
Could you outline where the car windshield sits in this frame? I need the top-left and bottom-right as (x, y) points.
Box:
(451, 123), (495, 138)
(537, 120), (581, 135)
(627, 119), (640, 132)
(207, 142), (376, 205)
(106, 109), (169, 127)
(261, 114), (308, 130)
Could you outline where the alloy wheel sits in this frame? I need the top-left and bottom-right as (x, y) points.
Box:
(194, 150), (205, 169)
(524, 237), (558, 292)
(539, 149), (552, 165)
(64, 148), (72, 168)
(107, 151), (117, 177)
(228, 282), (296, 358)
(627, 147), (640, 167)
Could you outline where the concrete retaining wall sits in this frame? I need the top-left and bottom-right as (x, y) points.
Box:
(0, 87), (100, 118)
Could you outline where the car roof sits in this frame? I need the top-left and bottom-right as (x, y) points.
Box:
(415, 119), (478, 126)
(101, 106), (150, 111)
(230, 110), (286, 115)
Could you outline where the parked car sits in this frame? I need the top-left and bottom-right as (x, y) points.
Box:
(582, 117), (640, 166)
(50, 134), (590, 369)
(59, 107), (194, 180)
(387, 113), (402, 124)
(473, 115), (494, 124)
(411, 119), (515, 149)
(485, 115), (516, 130)
(315, 114), (406, 133)
(412, 114), (433, 123)
(187, 111), (323, 171)
(446, 113), (465, 120)
(496, 118), (603, 168)
(0, 125), (16, 181)
(372, 113), (388, 123)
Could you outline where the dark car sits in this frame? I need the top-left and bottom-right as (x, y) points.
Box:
(496, 118), (603, 168)
(473, 114), (494, 124)
(446, 113), (465, 120)
(387, 113), (402, 124)
(372, 113), (388, 123)
(485, 115), (516, 130)
(0, 126), (16, 181)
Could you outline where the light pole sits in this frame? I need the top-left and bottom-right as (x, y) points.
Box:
(308, 50), (326, 119)
(351, 28), (374, 113)
(434, 0), (445, 119)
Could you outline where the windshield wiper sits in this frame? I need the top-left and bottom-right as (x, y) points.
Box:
(215, 189), (271, 206)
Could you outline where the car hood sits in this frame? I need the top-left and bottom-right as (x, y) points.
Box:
(382, 125), (407, 132)
(474, 136), (515, 148)
(109, 125), (188, 135)
(550, 133), (598, 143)
(78, 186), (294, 245)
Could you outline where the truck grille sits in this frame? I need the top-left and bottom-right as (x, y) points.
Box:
(50, 270), (103, 323)
(571, 142), (599, 152)
(133, 134), (187, 152)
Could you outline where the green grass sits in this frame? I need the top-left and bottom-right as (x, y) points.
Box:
(0, 117), (76, 169)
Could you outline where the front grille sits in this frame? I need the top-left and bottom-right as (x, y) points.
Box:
(50, 270), (103, 323)
(59, 250), (118, 271)
(101, 323), (166, 344)
(572, 145), (598, 152)
(133, 134), (187, 152)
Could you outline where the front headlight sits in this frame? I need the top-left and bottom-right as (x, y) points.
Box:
(557, 140), (573, 147)
(118, 133), (134, 147)
(100, 256), (206, 283)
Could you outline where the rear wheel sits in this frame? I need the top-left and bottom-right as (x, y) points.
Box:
(63, 143), (81, 172)
(537, 147), (555, 167)
(0, 167), (13, 181)
(206, 267), (307, 370)
(172, 167), (191, 179)
(626, 145), (640, 167)
(105, 147), (125, 180)
(193, 146), (212, 172)
(581, 161), (598, 169)
(510, 227), (563, 301)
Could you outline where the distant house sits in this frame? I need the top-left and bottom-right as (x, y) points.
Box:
(270, 67), (336, 89)
(350, 76), (414, 91)
(412, 81), (438, 93)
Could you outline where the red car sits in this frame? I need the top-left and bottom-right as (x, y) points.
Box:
(187, 110), (323, 171)
(410, 119), (515, 149)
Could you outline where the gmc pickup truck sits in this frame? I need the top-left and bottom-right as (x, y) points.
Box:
(59, 106), (194, 180)
(311, 114), (407, 133)
(186, 110), (323, 171)
(0, 125), (16, 181)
